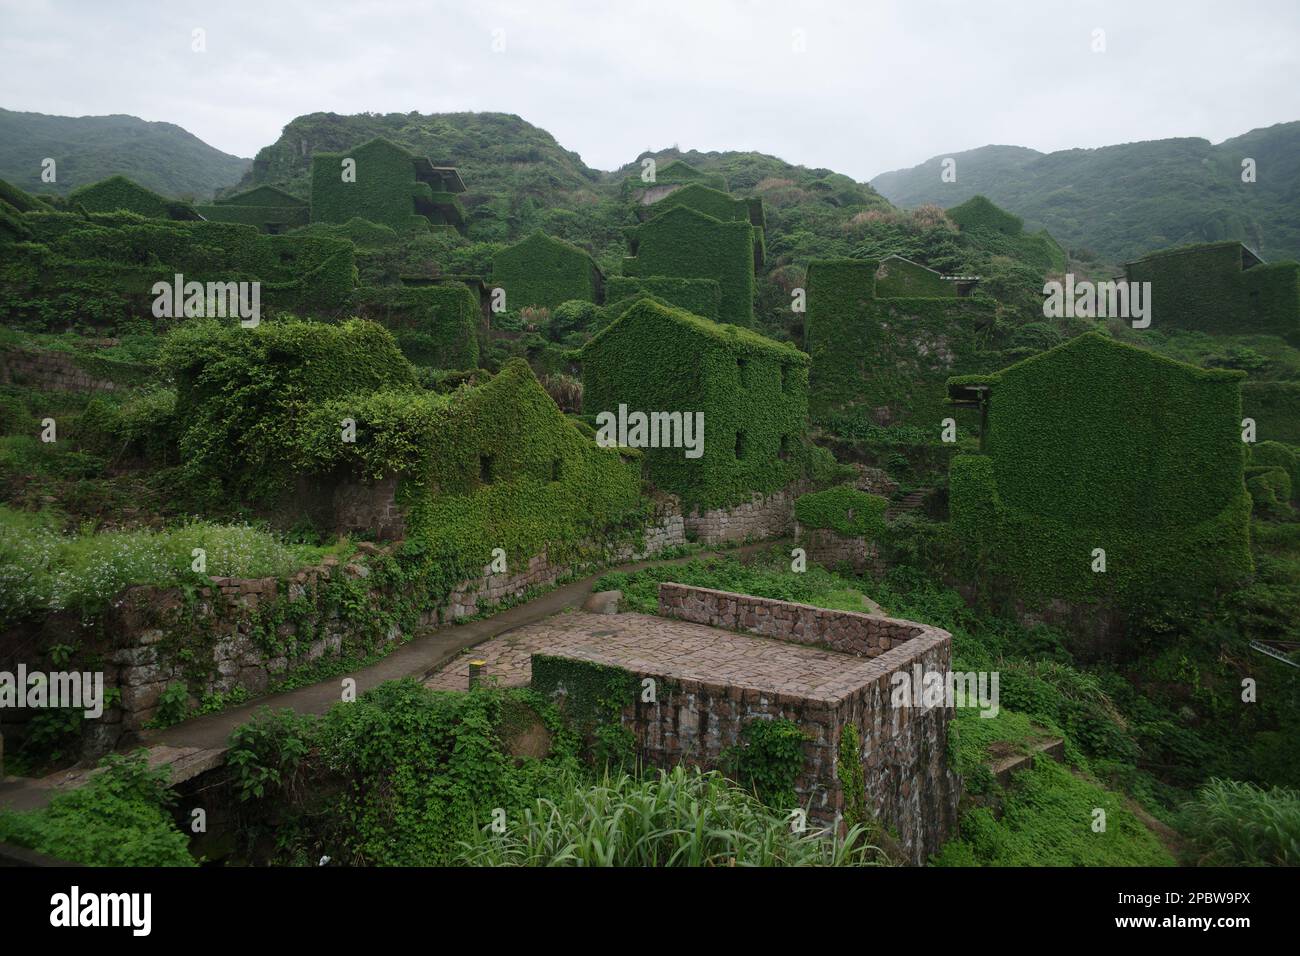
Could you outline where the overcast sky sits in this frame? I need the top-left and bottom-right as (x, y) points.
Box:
(3, 0), (1298, 179)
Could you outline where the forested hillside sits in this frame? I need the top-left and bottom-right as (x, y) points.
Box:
(870, 121), (1300, 264)
(0, 108), (250, 200)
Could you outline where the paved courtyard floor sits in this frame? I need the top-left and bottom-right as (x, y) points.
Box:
(424, 610), (885, 702)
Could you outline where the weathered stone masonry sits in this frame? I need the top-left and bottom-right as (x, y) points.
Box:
(598, 584), (960, 862)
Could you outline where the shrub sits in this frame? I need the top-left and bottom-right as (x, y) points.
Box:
(0, 751), (195, 866)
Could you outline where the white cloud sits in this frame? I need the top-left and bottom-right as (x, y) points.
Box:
(0, 0), (1296, 178)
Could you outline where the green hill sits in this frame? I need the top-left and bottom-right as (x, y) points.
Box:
(0, 107), (250, 200)
(870, 122), (1300, 264)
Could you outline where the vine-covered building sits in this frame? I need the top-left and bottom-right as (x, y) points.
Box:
(1123, 241), (1300, 340)
(947, 332), (1252, 611)
(490, 230), (604, 310)
(581, 298), (810, 508)
(310, 137), (466, 233)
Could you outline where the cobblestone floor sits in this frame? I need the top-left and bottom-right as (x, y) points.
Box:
(424, 610), (886, 701)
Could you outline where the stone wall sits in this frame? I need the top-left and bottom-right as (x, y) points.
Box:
(684, 482), (807, 545)
(2, 505), (691, 759)
(658, 582), (921, 658)
(333, 474), (406, 541)
(440, 504), (685, 620)
(797, 525), (880, 574)
(0, 347), (122, 392)
(655, 583), (960, 862)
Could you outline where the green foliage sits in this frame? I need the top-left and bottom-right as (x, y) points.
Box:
(1125, 242), (1300, 340)
(1243, 381), (1300, 444)
(1246, 466), (1293, 517)
(949, 333), (1253, 609)
(721, 717), (808, 808)
(933, 756), (1174, 866)
(195, 189), (310, 232)
(794, 486), (887, 536)
(457, 765), (881, 866)
(294, 358), (645, 624)
(946, 195), (1024, 237)
(593, 554), (872, 615)
(804, 258), (996, 423)
(1178, 778), (1300, 866)
(550, 299), (599, 339)
(604, 276), (721, 320)
(0, 504), (323, 622)
(869, 125), (1300, 265)
(225, 681), (582, 866)
(581, 299), (812, 508)
(160, 317), (415, 499)
(68, 175), (197, 219)
(2, 214), (356, 334)
(310, 137), (460, 232)
(630, 205), (755, 326)
(491, 230), (600, 309)
(0, 751), (195, 866)
(529, 655), (637, 768)
(353, 283), (480, 369)
(0, 108), (248, 200)
(1249, 440), (1299, 490)
(644, 182), (753, 224)
(873, 255), (956, 297)
(837, 725), (868, 829)
(78, 387), (178, 464)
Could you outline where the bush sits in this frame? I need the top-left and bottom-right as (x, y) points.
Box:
(0, 751), (195, 866)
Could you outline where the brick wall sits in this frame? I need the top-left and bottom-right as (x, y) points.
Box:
(658, 582), (922, 657)
(653, 583), (961, 862)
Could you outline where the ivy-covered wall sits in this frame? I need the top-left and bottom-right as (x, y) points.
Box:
(297, 358), (648, 605)
(310, 138), (461, 233)
(642, 182), (751, 224)
(1243, 381), (1300, 444)
(946, 195), (1067, 272)
(1124, 242), (1300, 339)
(874, 255), (956, 298)
(196, 186), (310, 232)
(490, 230), (601, 309)
(353, 283), (480, 370)
(948, 332), (1252, 609)
(946, 195), (1023, 236)
(794, 486), (887, 536)
(803, 258), (995, 424)
(627, 205), (755, 327)
(0, 214), (357, 331)
(580, 298), (811, 509)
(603, 276), (721, 320)
(67, 175), (198, 220)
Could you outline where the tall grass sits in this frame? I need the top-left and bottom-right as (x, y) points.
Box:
(456, 765), (883, 867)
(1178, 778), (1300, 866)
(0, 505), (333, 623)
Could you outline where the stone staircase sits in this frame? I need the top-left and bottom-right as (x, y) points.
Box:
(885, 488), (930, 521)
